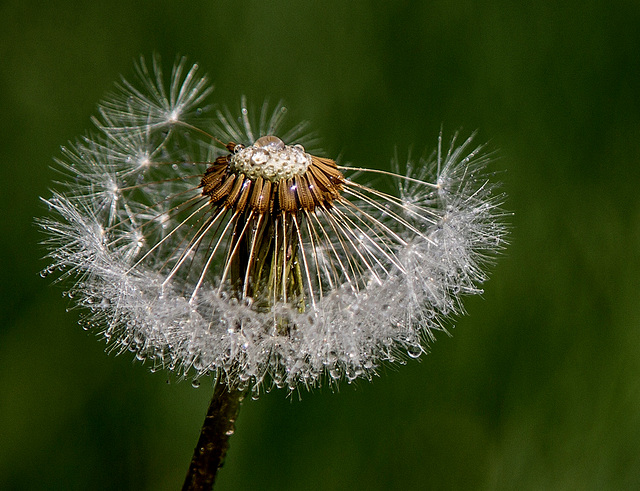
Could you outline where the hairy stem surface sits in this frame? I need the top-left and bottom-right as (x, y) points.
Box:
(182, 383), (244, 491)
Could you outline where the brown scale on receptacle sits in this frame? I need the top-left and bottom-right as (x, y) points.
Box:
(200, 137), (345, 215)
(198, 136), (346, 311)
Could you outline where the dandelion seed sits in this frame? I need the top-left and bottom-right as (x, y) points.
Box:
(40, 56), (506, 397)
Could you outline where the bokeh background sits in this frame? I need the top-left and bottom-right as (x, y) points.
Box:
(1, 1), (639, 489)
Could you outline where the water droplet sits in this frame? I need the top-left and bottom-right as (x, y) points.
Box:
(225, 429), (234, 436)
(191, 379), (201, 388)
(329, 366), (342, 380)
(272, 371), (284, 388)
(407, 345), (422, 359)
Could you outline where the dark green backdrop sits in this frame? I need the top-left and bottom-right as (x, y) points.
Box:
(1, 1), (639, 489)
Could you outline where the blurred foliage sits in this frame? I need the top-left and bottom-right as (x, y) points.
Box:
(1, 0), (639, 489)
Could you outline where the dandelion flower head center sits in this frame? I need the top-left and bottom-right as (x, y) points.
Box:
(229, 135), (312, 182)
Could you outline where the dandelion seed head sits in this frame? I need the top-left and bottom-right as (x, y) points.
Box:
(40, 56), (507, 395)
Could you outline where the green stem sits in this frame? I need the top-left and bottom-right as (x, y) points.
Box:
(181, 383), (244, 491)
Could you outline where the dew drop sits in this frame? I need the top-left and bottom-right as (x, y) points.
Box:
(272, 371), (284, 388)
(225, 429), (234, 436)
(407, 345), (422, 359)
(191, 379), (201, 388)
(329, 366), (342, 380)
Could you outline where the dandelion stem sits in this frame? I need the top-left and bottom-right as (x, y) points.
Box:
(182, 383), (244, 491)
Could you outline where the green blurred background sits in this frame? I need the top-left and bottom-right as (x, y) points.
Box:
(1, 1), (639, 489)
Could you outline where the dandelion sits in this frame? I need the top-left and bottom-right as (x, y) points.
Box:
(40, 55), (506, 489)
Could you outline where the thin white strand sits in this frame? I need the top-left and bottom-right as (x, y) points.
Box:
(324, 208), (383, 286)
(342, 187), (436, 246)
(190, 210), (239, 304)
(338, 165), (439, 189)
(161, 212), (221, 287)
(302, 209), (326, 299)
(309, 210), (354, 292)
(317, 207), (367, 290)
(292, 213), (317, 310)
(242, 213), (265, 299)
(217, 210), (255, 293)
(330, 205), (403, 275)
